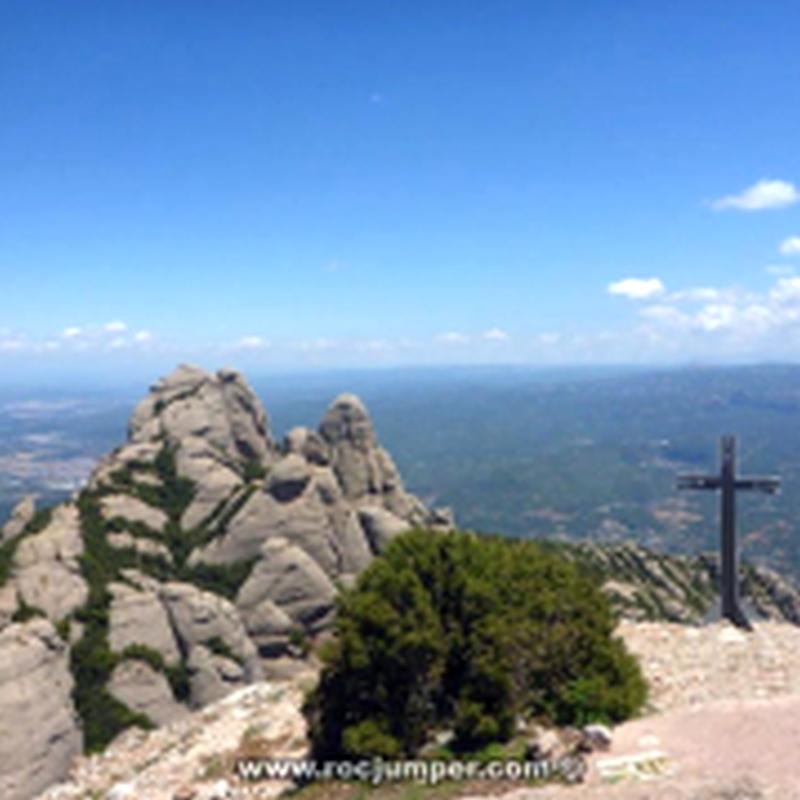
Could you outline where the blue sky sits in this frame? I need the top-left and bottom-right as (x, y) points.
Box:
(3, 1), (800, 377)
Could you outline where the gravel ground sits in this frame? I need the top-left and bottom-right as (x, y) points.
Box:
(465, 621), (800, 800)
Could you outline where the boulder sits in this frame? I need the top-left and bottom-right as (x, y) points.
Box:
(234, 598), (294, 657)
(284, 426), (330, 465)
(186, 644), (248, 708)
(158, 581), (262, 707)
(108, 659), (188, 726)
(108, 581), (182, 665)
(0, 619), (82, 800)
(581, 723), (613, 752)
(236, 538), (337, 633)
(357, 506), (410, 553)
(266, 454), (312, 502)
(12, 503), (88, 621)
(192, 467), (372, 576)
(1, 495), (36, 542)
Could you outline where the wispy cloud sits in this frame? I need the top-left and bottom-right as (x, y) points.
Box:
(234, 335), (270, 350)
(133, 330), (153, 343)
(766, 264), (795, 277)
(436, 331), (469, 344)
(62, 326), (82, 339)
(633, 275), (800, 344)
(104, 320), (127, 333)
(536, 332), (561, 345)
(608, 277), (665, 300)
(711, 179), (799, 211)
(779, 236), (800, 256)
(483, 328), (509, 342)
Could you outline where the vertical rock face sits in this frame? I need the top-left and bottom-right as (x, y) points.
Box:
(1, 495), (36, 543)
(0, 619), (82, 800)
(12, 504), (88, 622)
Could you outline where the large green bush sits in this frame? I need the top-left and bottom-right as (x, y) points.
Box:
(307, 529), (647, 759)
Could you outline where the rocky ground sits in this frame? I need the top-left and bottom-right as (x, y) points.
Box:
(32, 619), (800, 800)
(467, 621), (800, 800)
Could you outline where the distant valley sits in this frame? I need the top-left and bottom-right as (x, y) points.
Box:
(1, 364), (799, 578)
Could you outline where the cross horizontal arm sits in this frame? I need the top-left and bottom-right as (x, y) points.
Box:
(677, 474), (721, 490)
(734, 476), (781, 494)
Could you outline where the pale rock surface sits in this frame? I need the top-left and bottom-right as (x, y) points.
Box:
(36, 681), (307, 800)
(101, 493), (168, 532)
(237, 537), (337, 641)
(107, 531), (173, 563)
(174, 435), (243, 530)
(284, 425), (330, 465)
(108, 659), (188, 726)
(320, 393), (429, 521)
(191, 470), (371, 576)
(88, 441), (161, 489)
(357, 505), (411, 552)
(108, 580), (182, 664)
(12, 503), (88, 620)
(0, 582), (18, 628)
(1, 494), (36, 542)
(0, 619), (82, 800)
(128, 364), (277, 468)
(159, 581), (262, 706)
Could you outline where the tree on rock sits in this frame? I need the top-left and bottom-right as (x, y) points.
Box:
(306, 529), (647, 759)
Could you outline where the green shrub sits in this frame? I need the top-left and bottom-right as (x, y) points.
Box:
(307, 529), (647, 760)
(203, 635), (243, 666)
(11, 602), (46, 623)
(242, 459), (267, 482)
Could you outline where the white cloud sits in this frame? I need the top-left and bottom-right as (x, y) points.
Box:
(607, 277), (665, 300)
(108, 337), (127, 350)
(104, 320), (127, 333)
(780, 236), (800, 256)
(639, 304), (691, 327)
(695, 303), (738, 332)
(0, 338), (27, 352)
(770, 276), (800, 303)
(133, 330), (152, 343)
(536, 332), (561, 345)
(235, 336), (269, 350)
(436, 331), (469, 344)
(668, 287), (721, 303)
(483, 328), (509, 342)
(62, 326), (82, 339)
(712, 179), (800, 211)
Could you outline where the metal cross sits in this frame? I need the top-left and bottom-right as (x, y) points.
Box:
(677, 435), (780, 630)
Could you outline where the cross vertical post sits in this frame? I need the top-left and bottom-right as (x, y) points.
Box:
(677, 435), (780, 630)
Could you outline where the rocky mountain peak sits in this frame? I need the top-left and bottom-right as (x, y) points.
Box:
(0, 365), (451, 800)
(127, 363), (276, 468)
(319, 392), (375, 449)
